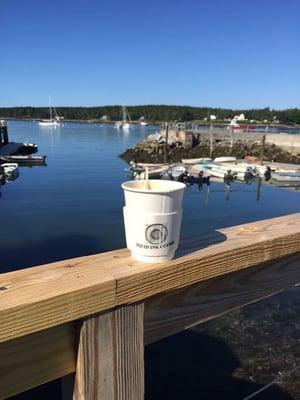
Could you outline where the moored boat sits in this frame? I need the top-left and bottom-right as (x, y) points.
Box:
(139, 166), (168, 179)
(181, 157), (212, 164)
(1, 163), (19, 177)
(271, 172), (300, 182)
(38, 98), (62, 127)
(116, 106), (131, 130)
(214, 156), (237, 163)
(0, 155), (46, 165)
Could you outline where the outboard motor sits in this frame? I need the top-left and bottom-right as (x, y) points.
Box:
(224, 169), (236, 184)
(264, 166), (272, 181)
(244, 167), (255, 184)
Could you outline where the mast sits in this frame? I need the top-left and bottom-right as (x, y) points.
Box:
(122, 106), (127, 123)
(49, 96), (52, 120)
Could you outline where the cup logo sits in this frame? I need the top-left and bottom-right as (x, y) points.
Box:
(145, 224), (168, 245)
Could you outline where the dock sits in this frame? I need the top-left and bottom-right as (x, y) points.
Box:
(0, 120), (45, 166)
(0, 142), (26, 156)
(0, 213), (300, 398)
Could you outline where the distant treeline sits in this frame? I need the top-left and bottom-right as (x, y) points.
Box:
(1, 105), (300, 124)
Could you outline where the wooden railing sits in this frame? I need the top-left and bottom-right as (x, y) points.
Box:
(1, 213), (300, 399)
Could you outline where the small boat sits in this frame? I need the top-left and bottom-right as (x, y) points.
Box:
(128, 163), (168, 180)
(38, 97), (62, 126)
(135, 162), (167, 168)
(214, 156), (237, 163)
(165, 165), (187, 180)
(116, 106), (131, 130)
(19, 142), (38, 154)
(1, 163), (19, 177)
(39, 119), (60, 127)
(228, 118), (256, 133)
(139, 116), (148, 126)
(271, 172), (300, 183)
(181, 158), (212, 164)
(208, 165), (257, 181)
(139, 166), (168, 179)
(0, 155), (46, 165)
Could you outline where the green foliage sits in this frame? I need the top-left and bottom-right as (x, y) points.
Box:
(0, 105), (300, 124)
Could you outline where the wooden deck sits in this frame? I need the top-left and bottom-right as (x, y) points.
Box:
(0, 213), (300, 399)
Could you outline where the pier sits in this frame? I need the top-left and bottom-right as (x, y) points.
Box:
(161, 123), (300, 152)
(0, 213), (300, 398)
(0, 120), (45, 166)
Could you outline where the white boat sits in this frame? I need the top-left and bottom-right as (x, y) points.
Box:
(271, 172), (300, 182)
(209, 167), (244, 181)
(1, 163), (19, 176)
(136, 162), (167, 168)
(211, 161), (263, 176)
(38, 97), (62, 126)
(207, 164), (258, 181)
(38, 119), (59, 127)
(181, 158), (212, 164)
(139, 116), (148, 126)
(139, 166), (168, 179)
(168, 165), (186, 179)
(116, 106), (131, 130)
(214, 156), (237, 163)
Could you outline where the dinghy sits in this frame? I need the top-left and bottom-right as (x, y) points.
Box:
(181, 158), (212, 165)
(1, 163), (19, 177)
(214, 156), (237, 163)
(271, 172), (300, 183)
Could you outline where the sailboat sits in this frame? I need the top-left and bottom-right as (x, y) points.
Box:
(139, 116), (148, 126)
(38, 98), (62, 126)
(115, 106), (131, 130)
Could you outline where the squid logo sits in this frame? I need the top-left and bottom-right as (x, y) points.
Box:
(145, 224), (168, 245)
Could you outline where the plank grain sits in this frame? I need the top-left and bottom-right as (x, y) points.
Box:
(1, 214), (300, 343)
(107, 214), (300, 304)
(74, 303), (144, 400)
(144, 252), (300, 345)
(0, 255), (116, 342)
(0, 322), (76, 399)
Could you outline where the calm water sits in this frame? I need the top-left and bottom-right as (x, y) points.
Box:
(1, 120), (300, 272)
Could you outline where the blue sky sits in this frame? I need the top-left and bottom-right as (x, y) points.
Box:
(1, 0), (299, 108)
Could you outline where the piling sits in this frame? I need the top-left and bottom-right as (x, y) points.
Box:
(209, 124), (214, 158)
(164, 123), (169, 164)
(260, 135), (266, 165)
(0, 121), (9, 146)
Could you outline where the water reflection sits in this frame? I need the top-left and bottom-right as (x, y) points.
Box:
(184, 177), (263, 205)
(1, 121), (300, 272)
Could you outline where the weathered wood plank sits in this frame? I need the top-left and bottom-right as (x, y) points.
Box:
(1, 214), (300, 343)
(107, 214), (300, 304)
(115, 303), (145, 400)
(0, 256), (116, 342)
(74, 303), (144, 400)
(2, 248), (300, 399)
(0, 323), (76, 399)
(144, 252), (300, 345)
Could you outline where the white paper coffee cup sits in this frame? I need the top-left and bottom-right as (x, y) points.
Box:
(122, 180), (186, 263)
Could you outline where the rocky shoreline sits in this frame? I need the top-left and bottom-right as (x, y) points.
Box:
(120, 141), (300, 165)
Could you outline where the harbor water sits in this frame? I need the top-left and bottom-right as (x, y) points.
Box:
(1, 121), (300, 400)
(1, 120), (300, 271)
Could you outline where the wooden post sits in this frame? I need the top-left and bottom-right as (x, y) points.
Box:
(164, 123), (169, 164)
(74, 303), (144, 400)
(209, 124), (213, 158)
(229, 125), (234, 149)
(0, 125), (9, 145)
(256, 177), (262, 201)
(260, 134), (266, 165)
